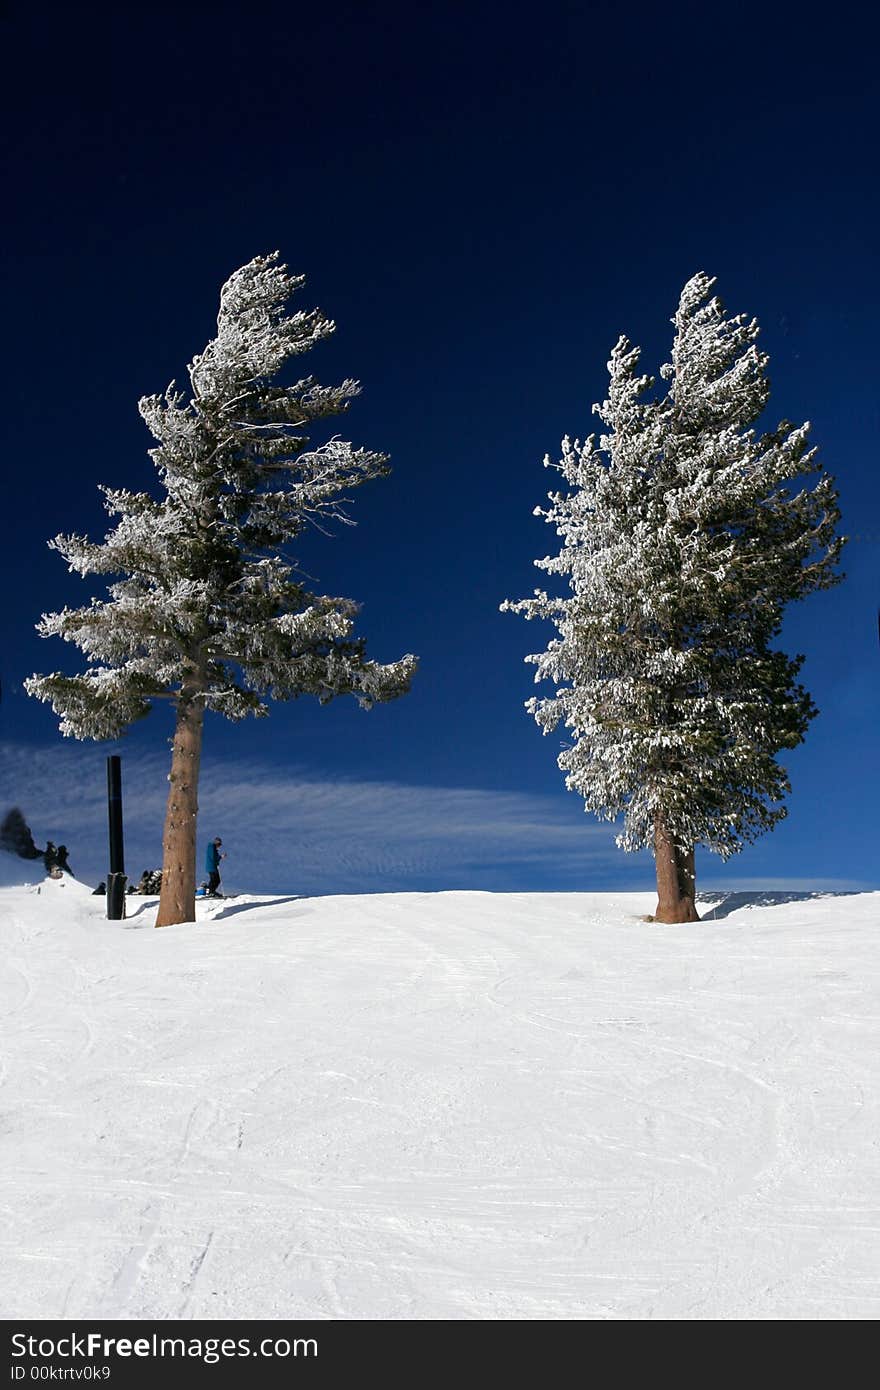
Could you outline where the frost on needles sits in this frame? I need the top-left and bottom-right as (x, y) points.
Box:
(502, 272), (844, 923)
(26, 253), (416, 926)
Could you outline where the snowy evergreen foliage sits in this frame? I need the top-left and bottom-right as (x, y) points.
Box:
(503, 273), (843, 874)
(26, 254), (416, 736)
(27, 253), (416, 925)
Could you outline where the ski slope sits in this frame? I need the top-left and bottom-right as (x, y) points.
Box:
(1, 860), (878, 1320)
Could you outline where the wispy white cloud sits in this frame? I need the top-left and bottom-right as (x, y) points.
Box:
(4, 742), (874, 897)
(698, 877), (876, 893)
(0, 741), (625, 894)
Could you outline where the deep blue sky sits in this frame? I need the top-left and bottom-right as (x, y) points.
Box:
(2, 2), (877, 894)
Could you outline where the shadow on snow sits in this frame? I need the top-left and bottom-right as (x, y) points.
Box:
(207, 895), (305, 921)
(697, 889), (862, 921)
(117, 893), (307, 927)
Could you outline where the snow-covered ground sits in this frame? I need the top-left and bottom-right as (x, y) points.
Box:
(1, 857), (878, 1320)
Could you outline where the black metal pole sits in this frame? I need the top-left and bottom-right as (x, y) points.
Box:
(106, 755), (127, 919)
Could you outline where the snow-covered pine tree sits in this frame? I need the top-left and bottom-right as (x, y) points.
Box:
(503, 273), (844, 922)
(26, 253), (416, 927)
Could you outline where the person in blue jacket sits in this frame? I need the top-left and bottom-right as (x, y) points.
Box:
(205, 837), (226, 897)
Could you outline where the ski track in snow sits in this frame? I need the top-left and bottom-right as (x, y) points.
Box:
(1, 871), (879, 1320)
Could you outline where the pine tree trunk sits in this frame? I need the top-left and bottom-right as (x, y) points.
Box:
(155, 685), (205, 928)
(653, 818), (700, 923)
(680, 845), (696, 904)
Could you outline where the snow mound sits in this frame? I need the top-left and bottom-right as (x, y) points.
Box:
(1, 882), (878, 1320)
